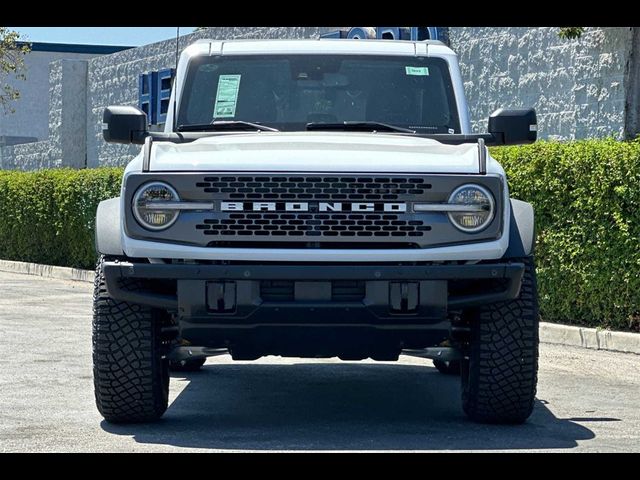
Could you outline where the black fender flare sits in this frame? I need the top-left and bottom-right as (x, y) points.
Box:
(95, 197), (124, 256)
(502, 199), (535, 259)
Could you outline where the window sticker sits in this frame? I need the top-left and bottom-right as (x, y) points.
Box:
(213, 74), (241, 118)
(405, 66), (430, 76)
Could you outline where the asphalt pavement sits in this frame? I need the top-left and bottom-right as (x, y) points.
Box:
(0, 270), (638, 452)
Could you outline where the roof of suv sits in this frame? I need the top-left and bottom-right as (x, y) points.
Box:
(187, 38), (456, 57)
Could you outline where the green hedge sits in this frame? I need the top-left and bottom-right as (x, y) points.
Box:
(0, 168), (123, 270)
(0, 138), (639, 330)
(492, 138), (640, 331)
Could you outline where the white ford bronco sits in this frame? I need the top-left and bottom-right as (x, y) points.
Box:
(95, 38), (539, 424)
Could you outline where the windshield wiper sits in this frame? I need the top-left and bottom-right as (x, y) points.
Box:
(306, 121), (416, 134)
(177, 121), (279, 132)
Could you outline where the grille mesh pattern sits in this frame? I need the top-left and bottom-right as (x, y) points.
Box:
(195, 176), (431, 201)
(196, 213), (431, 238)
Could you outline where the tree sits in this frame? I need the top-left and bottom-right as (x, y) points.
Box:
(558, 27), (585, 40)
(0, 27), (31, 113)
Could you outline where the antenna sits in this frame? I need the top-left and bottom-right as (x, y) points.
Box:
(172, 26), (180, 132)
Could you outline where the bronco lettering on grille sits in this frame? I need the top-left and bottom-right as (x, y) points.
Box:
(220, 202), (407, 213)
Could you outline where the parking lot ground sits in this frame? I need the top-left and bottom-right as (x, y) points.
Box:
(1, 270), (639, 452)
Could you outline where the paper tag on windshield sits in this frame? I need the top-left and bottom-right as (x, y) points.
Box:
(213, 74), (241, 118)
(405, 66), (429, 76)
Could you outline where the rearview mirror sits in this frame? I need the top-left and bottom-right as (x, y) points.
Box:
(488, 108), (537, 145)
(103, 105), (149, 145)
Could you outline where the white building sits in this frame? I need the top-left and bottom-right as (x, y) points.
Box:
(0, 42), (132, 147)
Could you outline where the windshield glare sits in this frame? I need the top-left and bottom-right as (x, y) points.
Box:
(178, 54), (461, 134)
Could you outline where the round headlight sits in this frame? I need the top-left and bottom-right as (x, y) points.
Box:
(447, 184), (495, 233)
(132, 182), (180, 230)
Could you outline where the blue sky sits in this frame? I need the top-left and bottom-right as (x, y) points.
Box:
(13, 27), (197, 47)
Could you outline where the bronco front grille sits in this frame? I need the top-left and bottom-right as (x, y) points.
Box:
(196, 213), (432, 238)
(123, 172), (504, 249)
(195, 176), (432, 201)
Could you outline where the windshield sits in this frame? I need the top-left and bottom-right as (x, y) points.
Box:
(177, 54), (461, 134)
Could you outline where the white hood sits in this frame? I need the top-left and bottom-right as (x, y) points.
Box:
(144, 132), (496, 175)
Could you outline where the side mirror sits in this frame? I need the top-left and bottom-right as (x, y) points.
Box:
(488, 108), (537, 145)
(103, 105), (148, 145)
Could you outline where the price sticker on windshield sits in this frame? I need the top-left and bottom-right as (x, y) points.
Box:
(213, 74), (242, 118)
(405, 66), (430, 76)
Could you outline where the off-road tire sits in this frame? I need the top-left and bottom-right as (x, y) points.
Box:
(461, 256), (539, 424)
(433, 359), (461, 375)
(169, 357), (206, 372)
(92, 256), (169, 423)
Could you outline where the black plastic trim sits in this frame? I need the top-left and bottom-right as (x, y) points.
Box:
(106, 262), (521, 281)
(102, 261), (525, 311)
(146, 131), (500, 146)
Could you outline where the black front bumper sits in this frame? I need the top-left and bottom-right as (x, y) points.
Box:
(103, 260), (524, 354)
(103, 261), (525, 318)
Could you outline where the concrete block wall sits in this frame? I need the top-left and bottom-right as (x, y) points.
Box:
(0, 49), (99, 143)
(0, 59), (88, 170)
(624, 27), (640, 138)
(449, 27), (635, 140)
(59, 60), (88, 168)
(0, 61), (61, 170)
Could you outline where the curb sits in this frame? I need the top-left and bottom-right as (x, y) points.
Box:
(0, 259), (93, 283)
(539, 322), (640, 355)
(1, 258), (638, 355)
